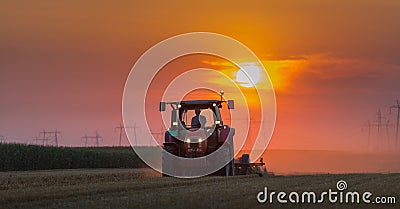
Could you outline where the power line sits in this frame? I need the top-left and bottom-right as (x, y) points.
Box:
(362, 120), (373, 147)
(81, 131), (102, 147)
(384, 120), (394, 145)
(82, 134), (88, 147)
(363, 110), (387, 150)
(115, 124), (125, 146)
(115, 123), (140, 146)
(362, 108), (398, 151)
(32, 129), (61, 146)
(39, 129), (61, 146)
(390, 100), (400, 147)
(373, 109), (384, 133)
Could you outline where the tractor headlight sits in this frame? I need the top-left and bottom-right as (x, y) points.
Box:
(172, 122), (178, 126)
(216, 120), (221, 125)
(186, 138), (202, 143)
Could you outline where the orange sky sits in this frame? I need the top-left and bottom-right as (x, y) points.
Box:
(1, 0), (400, 155)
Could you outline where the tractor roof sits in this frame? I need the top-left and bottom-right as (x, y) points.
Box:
(180, 100), (223, 105)
(179, 100), (225, 109)
(160, 99), (233, 111)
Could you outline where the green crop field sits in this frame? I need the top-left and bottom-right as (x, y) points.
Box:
(0, 169), (398, 209)
(0, 143), (146, 171)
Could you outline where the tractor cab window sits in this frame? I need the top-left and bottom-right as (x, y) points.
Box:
(182, 108), (216, 129)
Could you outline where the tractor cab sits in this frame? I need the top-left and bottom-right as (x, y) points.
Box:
(160, 99), (235, 158)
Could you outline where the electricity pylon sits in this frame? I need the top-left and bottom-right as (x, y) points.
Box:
(384, 120), (394, 146)
(115, 123), (140, 146)
(363, 115), (384, 150)
(34, 129), (61, 146)
(81, 131), (102, 147)
(39, 129), (61, 146)
(390, 100), (400, 147)
(362, 120), (373, 147)
(374, 109), (384, 133)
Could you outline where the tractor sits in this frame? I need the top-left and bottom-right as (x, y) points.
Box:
(159, 93), (266, 177)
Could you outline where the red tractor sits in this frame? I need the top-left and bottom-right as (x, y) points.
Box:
(160, 96), (266, 177)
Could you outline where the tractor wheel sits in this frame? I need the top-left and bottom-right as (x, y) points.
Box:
(245, 165), (251, 175)
(164, 144), (178, 155)
(239, 165), (250, 175)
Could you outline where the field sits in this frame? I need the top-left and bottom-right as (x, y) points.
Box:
(0, 144), (146, 171)
(1, 144), (399, 208)
(0, 169), (398, 209)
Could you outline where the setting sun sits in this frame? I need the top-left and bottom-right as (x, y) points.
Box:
(235, 64), (263, 87)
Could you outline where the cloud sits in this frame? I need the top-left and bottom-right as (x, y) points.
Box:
(285, 53), (400, 95)
(200, 52), (400, 98)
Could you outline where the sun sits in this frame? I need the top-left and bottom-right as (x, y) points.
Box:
(235, 64), (263, 87)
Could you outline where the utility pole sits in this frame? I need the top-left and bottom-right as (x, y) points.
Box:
(363, 118), (383, 150)
(116, 123), (124, 146)
(82, 134), (88, 147)
(363, 109), (390, 151)
(95, 131), (100, 146)
(363, 120), (373, 147)
(81, 131), (102, 147)
(390, 100), (400, 147)
(384, 120), (394, 146)
(40, 129), (48, 145)
(38, 129), (61, 146)
(375, 109), (383, 133)
(133, 124), (138, 146)
(34, 136), (45, 145)
(53, 129), (61, 146)
(115, 123), (140, 146)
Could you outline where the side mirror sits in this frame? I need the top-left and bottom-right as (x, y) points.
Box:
(160, 102), (166, 111)
(228, 100), (235, 109)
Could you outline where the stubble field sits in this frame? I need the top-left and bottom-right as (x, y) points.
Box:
(0, 168), (398, 209)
